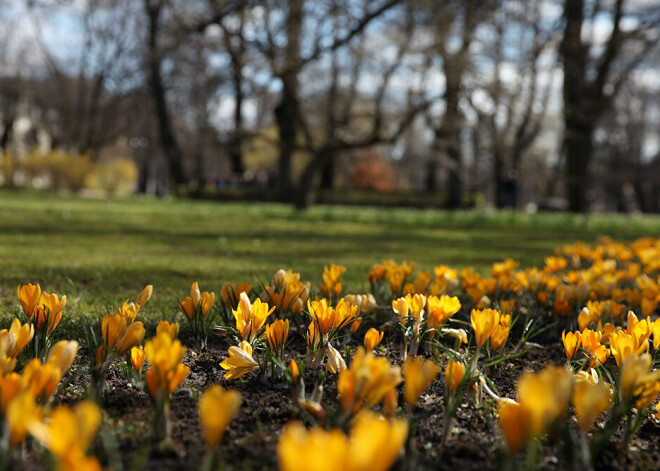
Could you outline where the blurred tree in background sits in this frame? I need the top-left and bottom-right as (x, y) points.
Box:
(0, 0), (659, 211)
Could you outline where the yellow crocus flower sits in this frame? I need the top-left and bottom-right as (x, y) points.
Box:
(135, 284), (153, 307)
(401, 357), (439, 407)
(572, 377), (612, 432)
(619, 353), (660, 402)
(22, 359), (61, 400)
(36, 400), (101, 457)
(580, 329), (610, 368)
(307, 299), (336, 337)
(561, 330), (581, 361)
(0, 372), (22, 413)
(17, 283), (42, 318)
(609, 331), (643, 367)
(408, 293), (426, 320)
(332, 299), (359, 331)
(653, 318), (660, 350)
(6, 391), (41, 446)
(102, 313), (127, 350)
(497, 398), (531, 454)
(320, 264), (346, 299)
(220, 341), (259, 381)
(306, 321), (322, 350)
(35, 292), (66, 334)
(131, 346), (145, 372)
(391, 296), (409, 324)
(426, 295), (461, 329)
(470, 308), (500, 349)
(179, 282), (216, 321)
(46, 340), (78, 375)
(363, 328), (384, 352)
(402, 356), (439, 406)
(0, 332), (17, 375)
(516, 365), (572, 437)
(278, 411), (407, 471)
(119, 300), (140, 324)
(29, 400), (102, 470)
(144, 332), (186, 374)
(289, 359), (300, 385)
(179, 297), (196, 321)
(444, 360), (466, 395)
(201, 291), (216, 317)
(144, 332), (189, 398)
(490, 323), (510, 352)
(337, 348), (402, 416)
(347, 411), (409, 471)
(234, 292), (274, 342)
(266, 319), (290, 353)
(278, 422), (348, 471)
(146, 363), (189, 397)
(199, 384), (242, 448)
(156, 320), (180, 339)
(191, 281), (201, 308)
(115, 321), (146, 356)
(1, 319), (34, 357)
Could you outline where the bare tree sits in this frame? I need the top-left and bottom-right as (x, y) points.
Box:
(25, 0), (143, 157)
(244, 0), (405, 202)
(0, 14), (24, 188)
(416, 0), (498, 208)
(468, 0), (556, 208)
(291, 3), (438, 209)
(561, 0), (660, 212)
(143, 0), (188, 189)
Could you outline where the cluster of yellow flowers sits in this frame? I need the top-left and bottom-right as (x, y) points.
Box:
(278, 411), (408, 471)
(260, 269), (309, 316)
(17, 283), (66, 336)
(3, 235), (659, 469)
(3, 282), (245, 469)
(368, 260), (415, 295)
(96, 285), (151, 365)
(320, 263), (346, 299)
(1, 284), (104, 468)
(498, 352), (660, 459)
(179, 282), (217, 348)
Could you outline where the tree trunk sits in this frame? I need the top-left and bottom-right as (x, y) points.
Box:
(137, 152), (149, 194)
(0, 116), (14, 152)
(319, 158), (334, 189)
(440, 74), (463, 209)
(275, 90), (297, 202)
(425, 159), (438, 193)
(632, 175), (647, 213)
(295, 149), (333, 210)
(562, 0), (591, 213)
(275, 0), (303, 202)
(1, 116), (15, 189)
(493, 150), (506, 208)
(563, 121), (593, 213)
(228, 18), (245, 176)
(228, 71), (244, 175)
(145, 0), (186, 190)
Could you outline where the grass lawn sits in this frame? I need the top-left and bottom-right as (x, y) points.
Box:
(1, 190), (659, 321)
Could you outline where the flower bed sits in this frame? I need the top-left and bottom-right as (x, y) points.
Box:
(4, 236), (660, 470)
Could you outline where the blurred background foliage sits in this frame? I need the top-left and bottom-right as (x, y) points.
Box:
(0, 0), (658, 212)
